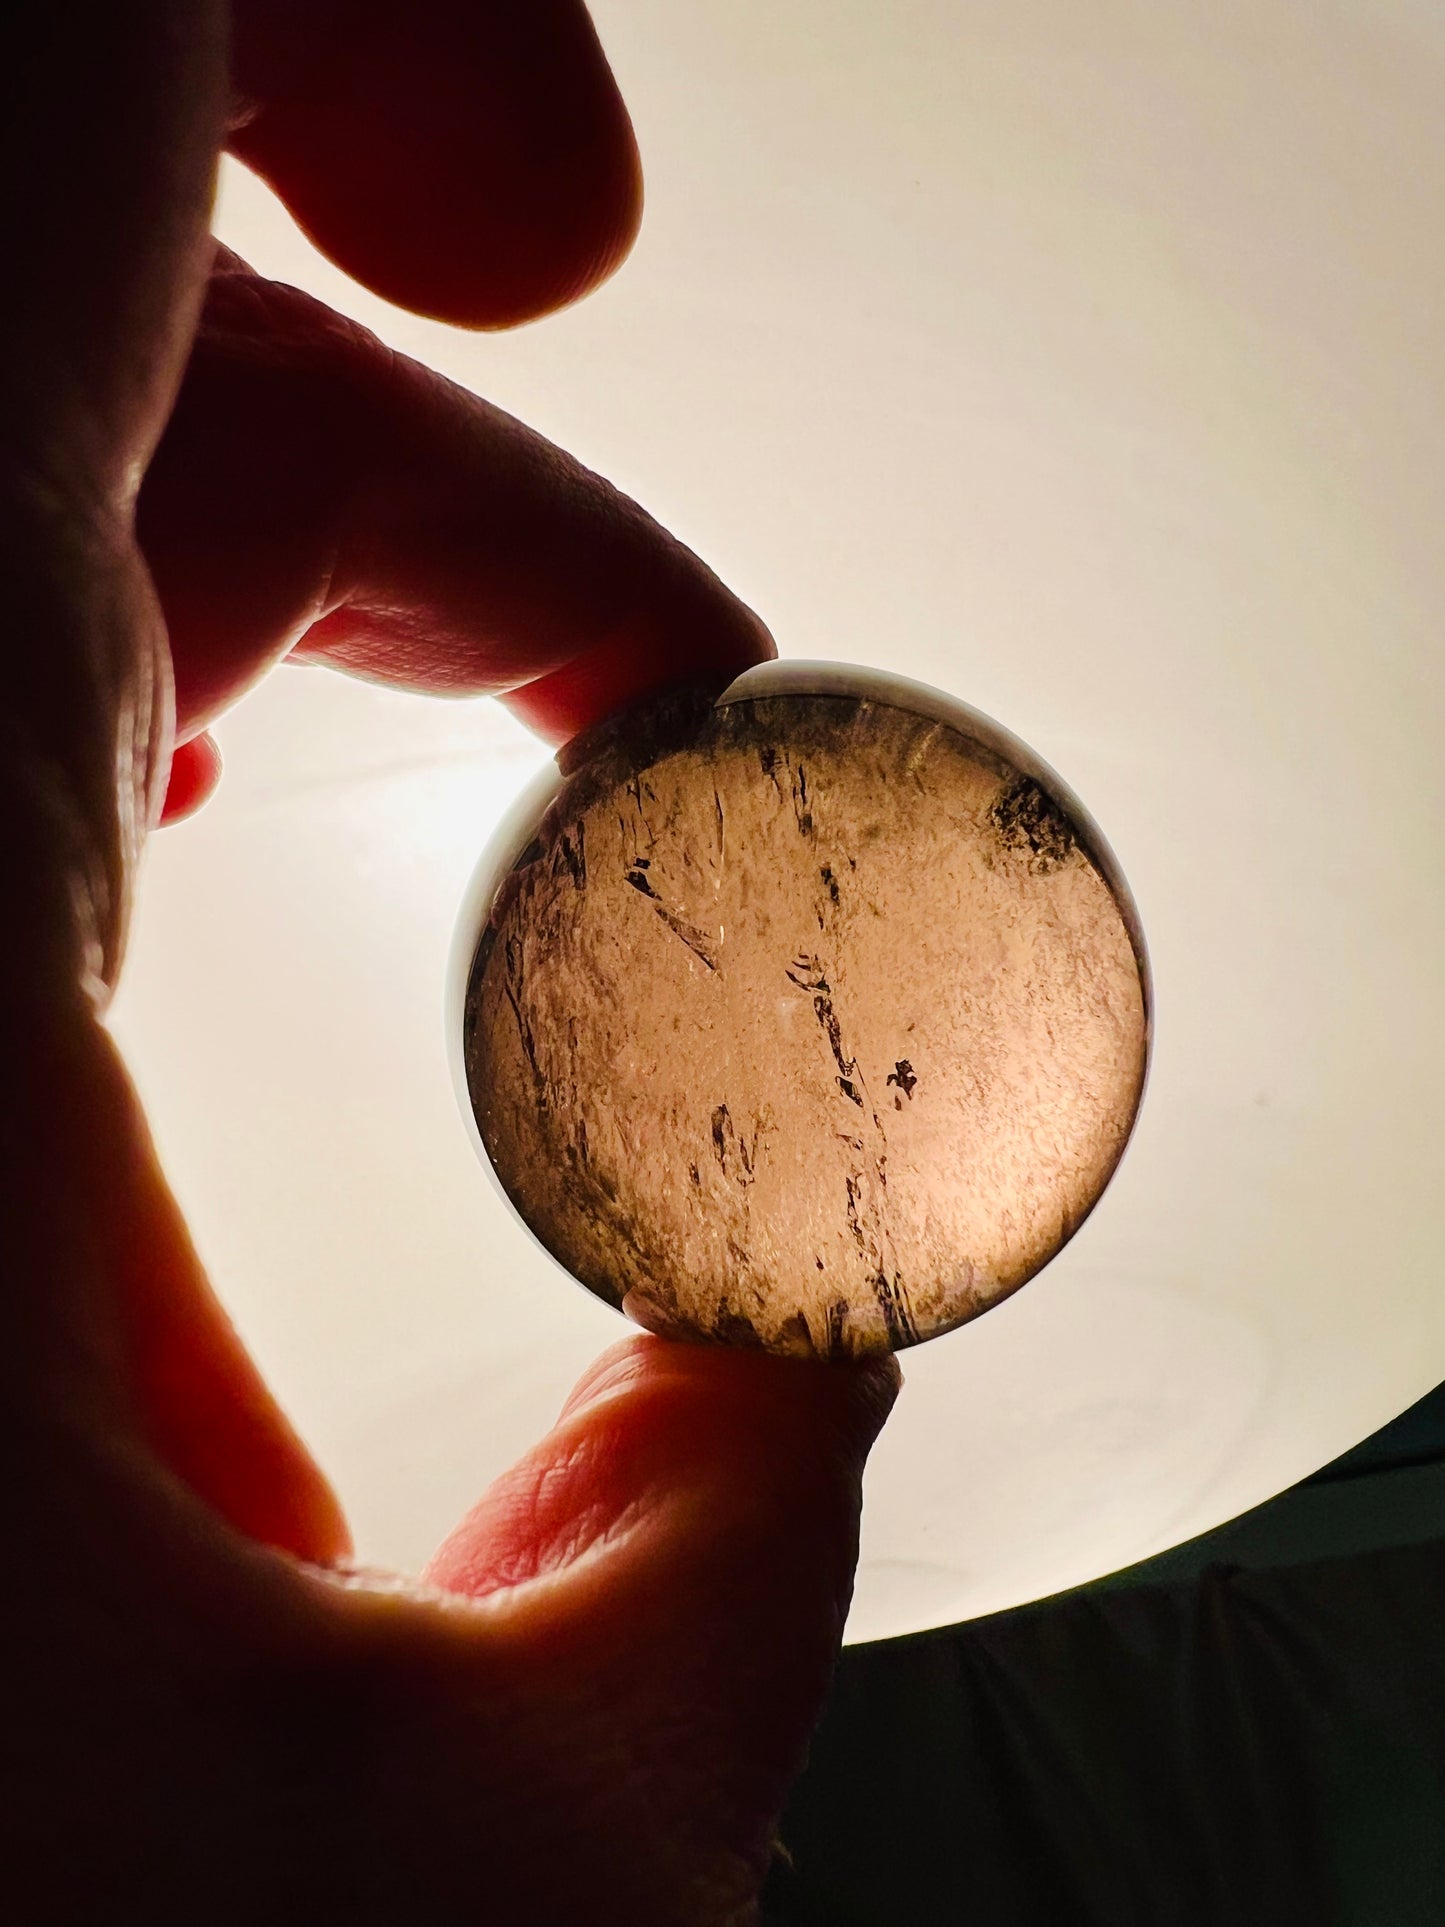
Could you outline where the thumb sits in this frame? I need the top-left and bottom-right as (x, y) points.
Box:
(423, 1334), (900, 1904)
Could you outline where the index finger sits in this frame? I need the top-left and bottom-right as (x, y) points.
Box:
(229, 0), (643, 328)
(138, 261), (774, 746)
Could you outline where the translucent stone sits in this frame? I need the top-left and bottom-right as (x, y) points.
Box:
(455, 663), (1150, 1357)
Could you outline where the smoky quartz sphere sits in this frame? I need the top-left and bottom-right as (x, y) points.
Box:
(459, 664), (1150, 1359)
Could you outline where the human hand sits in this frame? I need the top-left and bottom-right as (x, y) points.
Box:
(0, 4), (898, 1921)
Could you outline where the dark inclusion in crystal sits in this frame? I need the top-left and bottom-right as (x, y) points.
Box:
(463, 679), (1150, 1359)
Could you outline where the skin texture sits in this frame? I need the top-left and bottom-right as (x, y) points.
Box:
(0, 4), (899, 1921)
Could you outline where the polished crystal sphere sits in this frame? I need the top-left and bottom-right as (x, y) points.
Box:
(453, 663), (1150, 1357)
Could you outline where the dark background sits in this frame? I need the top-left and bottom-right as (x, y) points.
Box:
(764, 1381), (1445, 1925)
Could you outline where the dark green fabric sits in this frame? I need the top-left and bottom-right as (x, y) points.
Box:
(764, 1538), (1445, 1926)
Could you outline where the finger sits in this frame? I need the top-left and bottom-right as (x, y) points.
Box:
(0, 1), (224, 500)
(157, 732), (222, 824)
(416, 1337), (900, 1915)
(228, 0), (642, 327)
(6, 1005), (348, 1563)
(0, 9), (344, 1573)
(137, 261), (773, 747)
(1, 3), (226, 1005)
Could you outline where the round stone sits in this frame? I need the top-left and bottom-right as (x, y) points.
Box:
(455, 662), (1150, 1357)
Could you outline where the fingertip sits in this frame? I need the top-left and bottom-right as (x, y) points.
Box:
(419, 1327), (900, 1886)
(502, 602), (777, 746)
(229, 0), (644, 328)
(560, 1330), (901, 1464)
(553, 1330), (665, 1422)
(426, 1331), (901, 1608)
(157, 731), (222, 824)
